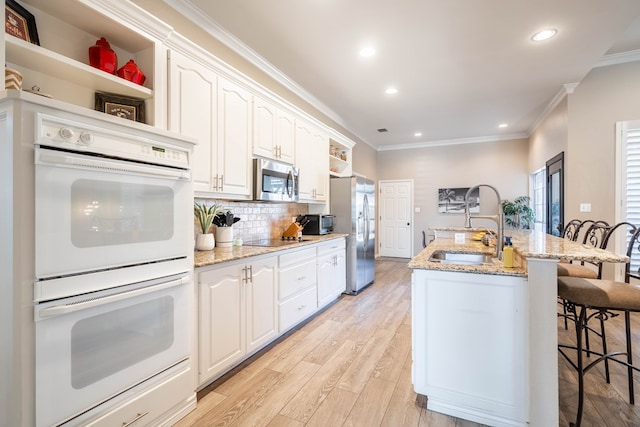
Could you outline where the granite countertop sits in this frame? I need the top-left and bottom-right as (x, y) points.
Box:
(408, 228), (629, 277)
(194, 234), (348, 268)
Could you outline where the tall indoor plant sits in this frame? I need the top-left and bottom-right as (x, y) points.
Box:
(194, 201), (222, 250)
(501, 196), (535, 230)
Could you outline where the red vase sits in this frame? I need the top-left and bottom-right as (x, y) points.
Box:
(89, 37), (117, 74)
(117, 60), (146, 85)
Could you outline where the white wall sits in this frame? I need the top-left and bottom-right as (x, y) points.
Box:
(377, 138), (529, 255)
(566, 61), (640, 223)
(529, 97), (568, 174)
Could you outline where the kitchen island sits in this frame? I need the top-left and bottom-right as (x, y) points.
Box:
(408, 229), (628, 427)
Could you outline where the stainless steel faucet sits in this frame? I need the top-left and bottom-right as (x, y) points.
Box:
(464, 184), (504, 258)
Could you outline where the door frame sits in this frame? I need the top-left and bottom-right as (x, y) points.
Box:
(546, 152), (564, 236)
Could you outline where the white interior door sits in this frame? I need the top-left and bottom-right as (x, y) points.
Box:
(379, 180), (413, 258)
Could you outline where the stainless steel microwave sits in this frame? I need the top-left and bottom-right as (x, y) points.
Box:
(253, 158), (299, 202)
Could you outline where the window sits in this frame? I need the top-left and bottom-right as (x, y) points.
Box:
(531, 167), (546, 232)
(617, 120), (640, 276)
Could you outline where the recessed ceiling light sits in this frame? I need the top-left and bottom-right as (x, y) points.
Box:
(498, 123), (508, 128)
(385, 87), (398, 95)
(414, 132), (423, 137)
(531, 29), (557, 42)
(359, 47), (376, 57)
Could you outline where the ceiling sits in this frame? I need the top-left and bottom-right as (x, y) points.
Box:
(169, 0), (640, 150)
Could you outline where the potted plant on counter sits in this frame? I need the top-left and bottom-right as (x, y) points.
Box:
(194, 201), (223, 250)
(212, 210), (241, 249)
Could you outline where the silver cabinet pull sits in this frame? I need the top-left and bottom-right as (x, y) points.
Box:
(248, 265), (253, 282)
(122, 411), (149, 427)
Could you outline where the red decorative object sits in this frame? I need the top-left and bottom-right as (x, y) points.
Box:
(117, 60), (146, 85)
(88, 37), (117, 74)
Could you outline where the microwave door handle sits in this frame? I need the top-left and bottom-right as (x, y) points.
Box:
(36, 149), (191, 180)
(287, 169), (294, 197)
(37, 276), (188, 320)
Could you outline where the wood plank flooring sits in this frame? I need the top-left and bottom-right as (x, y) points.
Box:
(176, 259), (640, 427)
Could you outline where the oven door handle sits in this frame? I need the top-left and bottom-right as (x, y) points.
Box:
(36, 149), (191, 180)
(37, 276), (188, 319)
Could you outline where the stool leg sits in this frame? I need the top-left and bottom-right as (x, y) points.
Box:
(600, 313), (610, 384)
(625, 311), (635, 405)
(572, 305), (587, 427)
(563, 299), (569, 330)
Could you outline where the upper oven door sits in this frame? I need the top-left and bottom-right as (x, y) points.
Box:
(35, 147), (191, 280)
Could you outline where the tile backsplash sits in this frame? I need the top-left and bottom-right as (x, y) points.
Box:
(194, 199), (308, 241)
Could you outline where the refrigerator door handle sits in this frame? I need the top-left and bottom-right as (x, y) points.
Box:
(363, 194), (370, 247)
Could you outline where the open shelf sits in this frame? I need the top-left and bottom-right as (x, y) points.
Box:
(6, 36), (153, 99)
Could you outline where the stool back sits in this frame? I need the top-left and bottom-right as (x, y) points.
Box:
(625, 226), (640, 283)
(562, 219), (584, 241)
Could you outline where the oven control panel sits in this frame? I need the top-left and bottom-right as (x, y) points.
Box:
(35, 113), (192, 170)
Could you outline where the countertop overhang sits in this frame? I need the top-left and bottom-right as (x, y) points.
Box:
(194, 234), (348, 268)
(408, 228), (628, 276)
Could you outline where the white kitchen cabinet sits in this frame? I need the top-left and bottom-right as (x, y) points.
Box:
(411, 269), (528, 426)
(295, 120), (329, 203)
(278, 247), (318, 332)
(169, 50), (252, 199)
(245, 257), (279, 353)
(3, 0), (168, 126)
(317, 239), (346, 308)
(253, 96), (295, 164)
(197, 256), (277, 386)
(217, 76), (253, 198)
(168, 49), (217, 193)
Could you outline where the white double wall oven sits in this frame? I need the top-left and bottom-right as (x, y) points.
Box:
(29, 106), (195, 426)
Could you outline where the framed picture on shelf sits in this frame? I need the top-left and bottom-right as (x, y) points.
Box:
(438, 187), (479, 214)
(95, 92), (145, 123)
(5, 0), (39, 45)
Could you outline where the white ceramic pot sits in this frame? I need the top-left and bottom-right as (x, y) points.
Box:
(215, 227), (233, 248)
(195, 233), (215, 251)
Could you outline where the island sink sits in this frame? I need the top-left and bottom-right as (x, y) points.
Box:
(428, 251), (495, 265)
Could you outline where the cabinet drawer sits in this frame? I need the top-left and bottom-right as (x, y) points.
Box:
(317, 239), (346, 256)
(85, 364), (194, 427)
(279, 258), (317, 299)
(279, 287), (318, 332)
(279, 247), (316, 267)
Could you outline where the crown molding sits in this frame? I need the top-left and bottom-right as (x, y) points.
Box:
(595, 49), (640, 68)
(525, 82), (578, 136)
(85, 0), (174, 41)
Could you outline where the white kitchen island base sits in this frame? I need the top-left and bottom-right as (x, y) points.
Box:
(412, 269), (529, 427)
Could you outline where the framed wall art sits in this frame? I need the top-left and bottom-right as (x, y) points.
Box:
(95, 92), (145, 123)
(438, 187), (479, 214)
(5, 0), (39, 45)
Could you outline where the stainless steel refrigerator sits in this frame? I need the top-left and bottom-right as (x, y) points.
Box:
(330, 176), (375, 294)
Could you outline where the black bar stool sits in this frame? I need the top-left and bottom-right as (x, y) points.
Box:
(557, 225), (640, 427)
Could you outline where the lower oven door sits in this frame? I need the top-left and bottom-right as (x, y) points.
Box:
(35, 273), (191, 427)
(34, 147), (191, 280)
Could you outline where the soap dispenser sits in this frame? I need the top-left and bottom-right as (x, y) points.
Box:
(503, 236), (514, 268)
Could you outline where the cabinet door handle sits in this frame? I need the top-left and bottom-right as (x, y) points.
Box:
(298, 305), (306, 311)
(297, 275), (306, 281)
(213, 175), (219, 191)
(242, 266), (247, 284)
(122, 412), (149, 427)
(219, 174), (224, 192)
(248, 265), (253, 282)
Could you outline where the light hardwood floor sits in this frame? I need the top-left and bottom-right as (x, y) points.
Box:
(177, 259), (640, 427)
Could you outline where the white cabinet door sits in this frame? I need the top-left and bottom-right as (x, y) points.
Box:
(276, 109), (295, 164)
(295, 121), (328, 203)
(198, 263), (245, 384)
(412, 269), (528, 425)
(246, 257), (278, 353)
(317, 240), (346, 307)
(168, 50), (217, 193)
(253, 97), (295, 164)
(253, 96), (277, 160)
(217, 77), (252, 198)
